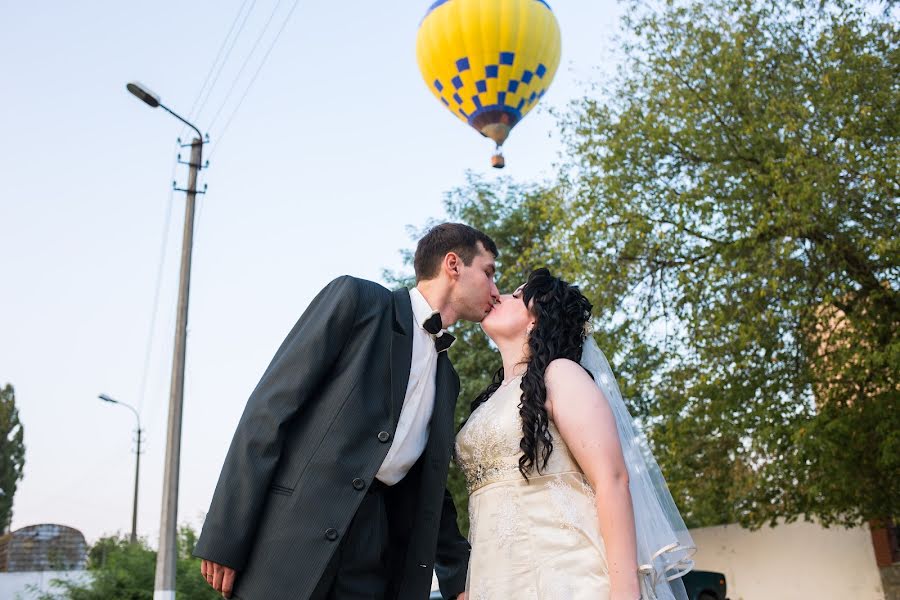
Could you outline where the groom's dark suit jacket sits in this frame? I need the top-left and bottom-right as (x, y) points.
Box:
(194, 276), (470, 600)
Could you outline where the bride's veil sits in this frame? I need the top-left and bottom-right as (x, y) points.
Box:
(580, 335), (696, 600)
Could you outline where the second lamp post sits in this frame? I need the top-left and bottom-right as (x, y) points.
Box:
(98, 393), (143, 544)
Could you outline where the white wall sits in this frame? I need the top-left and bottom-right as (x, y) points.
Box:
(0, 570), (92, 599)
(689, 520), (885, 600)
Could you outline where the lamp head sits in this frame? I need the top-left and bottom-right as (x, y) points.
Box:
(126, 82), (160, 108)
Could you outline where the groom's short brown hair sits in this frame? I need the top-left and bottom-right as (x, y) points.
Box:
(414, 223), (498, 282)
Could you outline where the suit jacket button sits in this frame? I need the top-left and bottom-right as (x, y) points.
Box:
(377, 431), (391, 443)
(325, 528), (338, 541)
(352, 478), (365, 490)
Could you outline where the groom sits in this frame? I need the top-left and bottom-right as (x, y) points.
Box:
(194, 223), (499, 600)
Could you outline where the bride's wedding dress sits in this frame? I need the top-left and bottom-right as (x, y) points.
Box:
(455, 374), (611, 599)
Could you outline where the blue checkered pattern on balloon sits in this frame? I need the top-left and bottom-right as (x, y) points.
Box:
(432, 52), (549, 122)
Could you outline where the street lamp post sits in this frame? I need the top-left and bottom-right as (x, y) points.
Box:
(126, 81), (206, 600)
(98, 393), (143, 544)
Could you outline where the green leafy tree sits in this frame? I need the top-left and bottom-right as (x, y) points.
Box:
(395, 0), (898, 531)
(0, 384), (25, 532)
(556, 0), (898, 529)
(38, 526), (219, 600)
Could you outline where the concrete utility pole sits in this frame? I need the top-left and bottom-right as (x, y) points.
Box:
(125, 82), (207, 600)
(155, 135), (202, 600)
(132, 423), (142, 544)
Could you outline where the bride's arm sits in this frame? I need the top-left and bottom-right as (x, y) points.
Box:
(545, 358), (640, 600)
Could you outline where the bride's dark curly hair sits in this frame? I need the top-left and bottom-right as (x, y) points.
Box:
(470, 267), (593, 479)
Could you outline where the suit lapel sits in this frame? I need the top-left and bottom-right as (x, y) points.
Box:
(390, 288), (414, 425)
(391, 287), (460, 437)
(429, 352), (460, 448)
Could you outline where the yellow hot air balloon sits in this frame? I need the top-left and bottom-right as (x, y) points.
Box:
(416, 0), (562, 168)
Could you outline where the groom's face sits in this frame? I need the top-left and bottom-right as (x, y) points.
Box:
(451, 242), (499, 323)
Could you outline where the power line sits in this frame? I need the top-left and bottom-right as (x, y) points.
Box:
(180, 0), (256, 137)
(136, 145), (178, 418)
(206, 0), (288, 133)
(178, 0), (258, 140)
(209, 0), (303, 159)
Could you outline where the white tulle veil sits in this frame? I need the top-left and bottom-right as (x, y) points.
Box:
(579, 335), (696, 600)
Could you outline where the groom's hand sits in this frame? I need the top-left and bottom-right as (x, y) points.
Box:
(201, 559), (236, 598)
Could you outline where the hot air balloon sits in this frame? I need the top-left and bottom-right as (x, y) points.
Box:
(416, 0), (562, 168)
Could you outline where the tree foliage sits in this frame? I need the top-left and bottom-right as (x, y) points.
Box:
(397, 0), (898, 531)
(38, 526), (219, 600)
(0, 384), (25, 532)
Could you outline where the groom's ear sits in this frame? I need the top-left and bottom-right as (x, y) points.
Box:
(443, 251), (462, 279)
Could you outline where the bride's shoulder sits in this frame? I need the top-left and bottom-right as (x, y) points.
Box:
(544, 359), (604, 420)
(545, 358), (591, 382)
(544, 359), (596, 397)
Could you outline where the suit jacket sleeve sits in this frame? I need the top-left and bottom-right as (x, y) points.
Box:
(193, 275), (359, 570)
(434, 487), (471, 598)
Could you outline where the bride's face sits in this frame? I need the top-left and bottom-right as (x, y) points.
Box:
(480, 283), (534, 342)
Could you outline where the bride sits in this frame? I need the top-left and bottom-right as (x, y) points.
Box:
(455, 268), (695, 600)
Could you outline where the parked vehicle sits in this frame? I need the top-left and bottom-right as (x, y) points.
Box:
(682, 569), (728, 600)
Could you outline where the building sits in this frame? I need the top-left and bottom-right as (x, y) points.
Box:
(0, 524), (90, 599)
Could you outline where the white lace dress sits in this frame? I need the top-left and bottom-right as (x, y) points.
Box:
(454, 375), (611, 600)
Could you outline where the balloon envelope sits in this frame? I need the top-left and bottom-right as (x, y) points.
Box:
(416, 0), (562, 148)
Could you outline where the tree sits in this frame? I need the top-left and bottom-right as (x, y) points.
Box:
(398, 0), (898, 531)
(560, 0), (898, 529)
(0, 384), (25, 532)
(37, 526), (219, 600)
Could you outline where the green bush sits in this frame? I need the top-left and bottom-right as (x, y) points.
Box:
(37, 526), (219, 600)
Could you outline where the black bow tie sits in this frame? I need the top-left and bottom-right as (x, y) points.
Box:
(423, 312), (455, 353)
(423, 312), (443, 334)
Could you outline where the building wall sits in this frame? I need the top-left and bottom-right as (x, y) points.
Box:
(689, 520), (885, 600)
(0, 570), (91, 599)
(0, 524), (88, 572)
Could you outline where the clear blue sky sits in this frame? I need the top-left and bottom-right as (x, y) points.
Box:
(1, 1), (622, 544)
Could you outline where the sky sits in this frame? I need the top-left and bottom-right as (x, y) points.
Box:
(1, 0), (623, 545)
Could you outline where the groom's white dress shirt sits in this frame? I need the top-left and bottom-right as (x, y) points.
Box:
(375, 287), (450, 486)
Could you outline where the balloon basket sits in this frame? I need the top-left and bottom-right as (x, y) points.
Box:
(491, 152), (505, 169)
